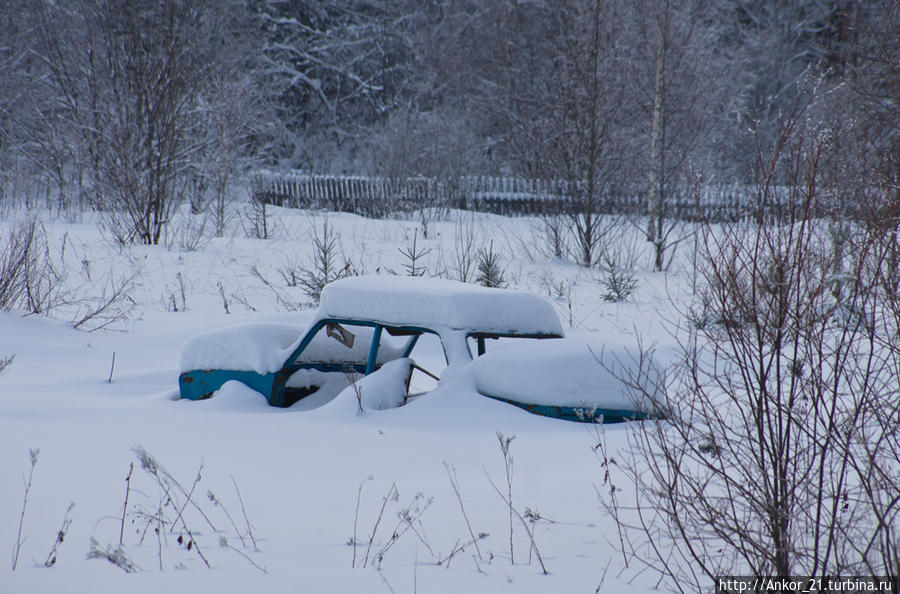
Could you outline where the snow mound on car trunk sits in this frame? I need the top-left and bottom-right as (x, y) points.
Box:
(469, 338), (665, 412)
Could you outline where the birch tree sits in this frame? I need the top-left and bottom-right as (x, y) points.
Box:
(633, 0), (731, 270)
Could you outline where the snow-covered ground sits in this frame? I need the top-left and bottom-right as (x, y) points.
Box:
(0, 205), (689, 593)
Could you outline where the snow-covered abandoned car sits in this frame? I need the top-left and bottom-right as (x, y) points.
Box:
(178, 276), (662, 422)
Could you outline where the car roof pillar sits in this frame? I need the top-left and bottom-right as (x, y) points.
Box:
(365, 325), (383, 375)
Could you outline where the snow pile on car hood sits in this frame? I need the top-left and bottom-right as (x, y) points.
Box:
(469, 338), (666, 413)
(317, 275), (564, 337)
(180, 322), (305, 374)
(180, 321), (402, 374)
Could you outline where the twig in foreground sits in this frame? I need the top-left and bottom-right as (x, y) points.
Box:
(483, 469), (548, 575)
(12, 448), (39, 571)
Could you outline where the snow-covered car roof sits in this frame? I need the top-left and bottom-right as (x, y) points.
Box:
(315, 275), (564, 337)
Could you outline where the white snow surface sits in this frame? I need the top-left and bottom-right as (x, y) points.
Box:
(317, 275), (565, 337)
(320, 358), (413, 415)
(0, 207), (688, 594)
(197, 380), (271, 411)
(470, 338), (664, 410)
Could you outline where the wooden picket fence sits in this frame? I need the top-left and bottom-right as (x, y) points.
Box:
(249, 170), (859, 222)
(249, 171), (456, 218)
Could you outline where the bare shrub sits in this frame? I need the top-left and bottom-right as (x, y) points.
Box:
(570, 211), (621, 268)
(0, 219), (65, 314)
(86, 537), (140, 573)
(484, 432), (548, 574)
(537, 214), (570, 260)
(71, 272), (137, 331)
(241, 196), (271, 240)
(352, 479), (433, 570)
(362, 482), (398, 569)
(128, 446), (216, 569)
(0, 225), (137, 329)
(166, 212), (211, 252)
(641, 211), (693, 272)
(602, 108), (900, 590)
(0, 221), (36, 310)
(0, 354), (14, 377)
(162, 272), (188, 312)
(531, 266), (569, 300)
(108, 447), (263, 573)
(444, 214), (482, 283)
(251, 265), (300, 312)
(416, 206), (441, 241)
(374, 491), (433, 568)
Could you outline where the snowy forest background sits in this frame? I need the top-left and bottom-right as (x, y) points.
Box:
(1, 0), (897, 239)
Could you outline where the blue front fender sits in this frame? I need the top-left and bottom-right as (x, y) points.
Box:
(178, 369), (284, 406)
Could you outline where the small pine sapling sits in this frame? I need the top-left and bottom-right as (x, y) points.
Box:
(476, 241), (507, 288)
(280, 219), (357, 303)
(600, 254), (637, 302)
(398, 228), (432, 277)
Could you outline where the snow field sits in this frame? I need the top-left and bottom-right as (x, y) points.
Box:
(0, 205), (680, 593)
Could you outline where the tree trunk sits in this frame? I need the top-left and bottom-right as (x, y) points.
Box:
(647, 3), (667, 270)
